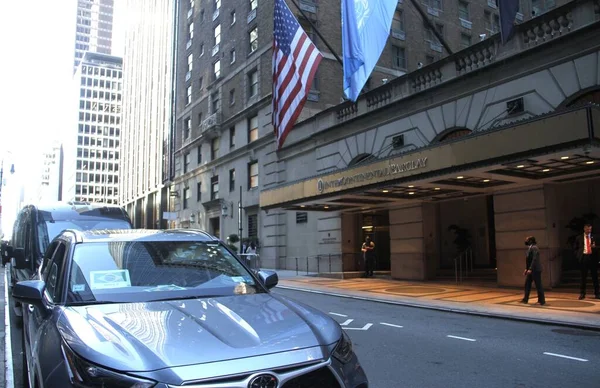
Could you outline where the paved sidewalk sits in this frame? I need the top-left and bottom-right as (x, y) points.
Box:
(270, 270), (600, 330)
(1, 267), (8, 388)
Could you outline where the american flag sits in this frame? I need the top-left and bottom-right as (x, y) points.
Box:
(272, 0), (323, 150)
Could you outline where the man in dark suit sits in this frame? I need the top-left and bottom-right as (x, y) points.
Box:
(521, 236), (545, 305)
(573, 223), (599, 300)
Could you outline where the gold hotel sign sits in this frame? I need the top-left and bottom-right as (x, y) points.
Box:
(317, 157), (428, 193)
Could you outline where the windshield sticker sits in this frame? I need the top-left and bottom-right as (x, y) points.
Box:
(145, 285), (187, 292)
(231, 276), (245, 283)
(72, 284), (86, 292)
(89, 270), (131, 290)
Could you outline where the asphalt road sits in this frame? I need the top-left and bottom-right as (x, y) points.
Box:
(273, 287), (600, 388)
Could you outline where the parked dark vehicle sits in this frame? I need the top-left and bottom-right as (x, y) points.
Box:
(13, 228), (369, 388)
(4, 201), (132, 321)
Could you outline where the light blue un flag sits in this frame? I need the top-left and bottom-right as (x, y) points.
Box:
(342, 0), (397, 102)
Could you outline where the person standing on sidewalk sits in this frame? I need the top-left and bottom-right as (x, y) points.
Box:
(361, 236), (375, 278)
(574, 223), (599, 300)
(521, 236), (545, 306)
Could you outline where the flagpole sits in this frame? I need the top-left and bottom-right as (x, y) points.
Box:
(288, 0), (344, 68)
(407, 0), (453, 55)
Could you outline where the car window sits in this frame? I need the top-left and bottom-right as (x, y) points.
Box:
(39, 241), (60, 278)
(43, 243), (67, 302)
(66, 240), (264, 305)
(37, 219), (131, 254)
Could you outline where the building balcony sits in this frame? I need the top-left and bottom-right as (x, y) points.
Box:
(199, 112), (221, 140)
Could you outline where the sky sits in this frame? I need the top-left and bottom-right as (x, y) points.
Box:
(0, 0), (125, 235)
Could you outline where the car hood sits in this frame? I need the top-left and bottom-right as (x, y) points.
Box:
(57, 293), (341, 372)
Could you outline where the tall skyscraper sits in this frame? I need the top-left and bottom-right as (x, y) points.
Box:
(74, 0), (115, 72)
(119, 0), (176, 228)
(37, 142), (64, 202)
(63, 52), (123, 204)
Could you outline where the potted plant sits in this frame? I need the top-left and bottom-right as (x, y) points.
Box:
(226, 234), (240, 253)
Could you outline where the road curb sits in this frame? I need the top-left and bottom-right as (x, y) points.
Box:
(276, 285), (600, 332)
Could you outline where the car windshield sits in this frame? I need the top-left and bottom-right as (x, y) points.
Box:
(66, 240), (263, 305)
(37, 219), (132, 254)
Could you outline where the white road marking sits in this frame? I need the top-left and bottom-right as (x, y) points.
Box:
(380, 322), (403, 328)
(447, 335), (477, 342)
(340, 319), (354, 326)
(543, 352), (588, 362)
(5, 269), (15, 388)
(329, 312), (348, 317)
(343, 323), (373, 331)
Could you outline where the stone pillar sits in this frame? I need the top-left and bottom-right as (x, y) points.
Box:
(341, 213), (359, 271)
(389, 204), (427, 280)
(494, 186), (561, 288)
(261, 210), (286, 270)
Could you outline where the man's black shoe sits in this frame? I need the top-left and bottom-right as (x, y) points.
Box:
(578, 294), (585, 300)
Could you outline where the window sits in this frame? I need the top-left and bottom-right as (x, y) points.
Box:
(197, 145), (202, 164)
(493, 14), (500, 33)
(211, 176), (219, 200)
(296, 212), (308, 224)
(187, 53), (193, 72)
(231, 10), (236, 24)
(198, 112), (203, 127)
(214, 60), (221, 79)
(392, 10), (404, 32)
(458, 1), (469, 20)
(183, 117), (191, 139)
(392, 46), (406, 69)
(461, 33), (471, 48)
(229, 89), (235, 105)
(230, 126), (236, 147)
(188, 22), (194, 40)
(247, 214), (258, 238)
(186, 85), (192, 105)
(198, 77), (203, 91)
(231, 48), (236, 64)
(215, 0), (221, 10)
(229, 169), (236, 191)
(184, 152), (191, 173)
(200, 43), (205, 56)
(214, 24), (221, 46)
(248, 161), (258, 189)
(183, 186), (191, 209)
(248, 115), (258, 142)
(211, 92), (220, 113)
(250, 0), (258, 11)
(249, 27), (258, 53)
(248, 70), (258, 98)
(428, 0), (442, 10)
(531, 0), (554, 16)
(197, 182), (202, 201)
(211, 137), (220, 160)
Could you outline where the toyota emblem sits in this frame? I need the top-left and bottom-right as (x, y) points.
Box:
(248, 374), (278, 388)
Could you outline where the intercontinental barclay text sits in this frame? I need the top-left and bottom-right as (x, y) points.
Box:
(318, 157), (428, 193)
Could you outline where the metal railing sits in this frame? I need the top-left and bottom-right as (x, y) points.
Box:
(239, 253), (261, 270)
(454, 247), (473, 283)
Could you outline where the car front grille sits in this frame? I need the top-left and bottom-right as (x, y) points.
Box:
(282, 367), (340, 388)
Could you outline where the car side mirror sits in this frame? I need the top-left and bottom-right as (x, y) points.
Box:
(257, 270), (278, 289)
(11, 248), (29, 270)
(12, 280), (48, 314)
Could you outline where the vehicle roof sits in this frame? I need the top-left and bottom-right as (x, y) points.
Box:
(25, 201), (131, 222)
(62, 229), (219, 243)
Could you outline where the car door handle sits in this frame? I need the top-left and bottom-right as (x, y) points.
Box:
(28, 304), (35, 313)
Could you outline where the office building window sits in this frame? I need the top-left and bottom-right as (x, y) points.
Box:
(461, 33), (471, 48)
(187, 53), (193, 72)
(211, 137), (219, 160)
(231, 10), (236, 24)
(197, 145), (202, 164)
(229, 89), (235, 105)
(214, 24), (221, 46)
(229, 169), (236, 191)
(392, 46), (406, 69)
(250, 0), (258, 11)
(184, 152), (191, 173)
(248, 161), (258, 189)
(230, 126), (236, 148)
(459, 1), (470, 20)
(183, 186), (190, 209)
(248, 115), (258, 142)
(231, 48), (236, 64)
(392, 10), (404, 32)
(296, 212), (308, 224)
(188, 22), (194, 40)
(249, 27), (258, 53)
(247, 214), (258, 238)
(211, 92), (220, 113)
(183, 117), (191, 139)
(211, 175), (219, 200)
(197, 182), (202, 201)
(186, 85), (192, 105)
(248, 70), (258, 98)
(215, 0), (221, 10)
(214, 60), (221, 79)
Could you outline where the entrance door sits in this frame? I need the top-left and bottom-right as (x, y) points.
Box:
(209, 217), (220, 238)
(360, 211), (390, 271)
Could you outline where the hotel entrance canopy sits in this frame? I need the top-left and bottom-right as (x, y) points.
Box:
(260, 106), (600, 212)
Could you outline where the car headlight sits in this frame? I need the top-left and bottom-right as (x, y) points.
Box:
(61, 342), (156, 388)
(332, 330), (354, 364)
